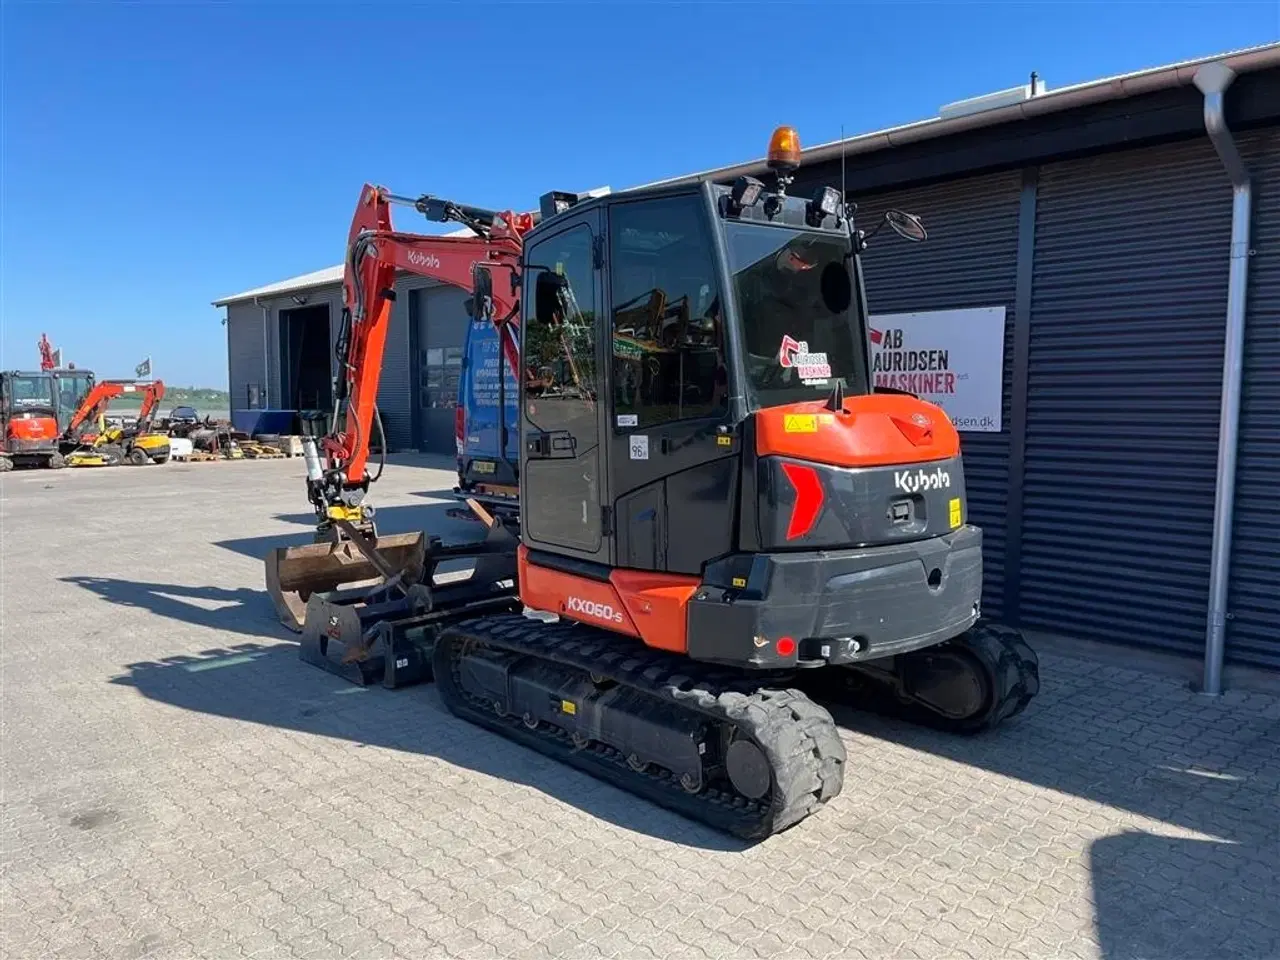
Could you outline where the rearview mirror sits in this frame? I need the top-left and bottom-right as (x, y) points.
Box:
(470, 264), (494, 320)
(534, 270), (570, 327)
(885, 209), (927, 242)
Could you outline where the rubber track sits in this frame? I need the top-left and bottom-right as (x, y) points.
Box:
(826, 620), (1041, 734)
(435, 614), (846, 840)
(955, 621), (1041, 732)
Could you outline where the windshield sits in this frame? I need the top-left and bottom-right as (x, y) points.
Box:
(56, 373), (94, 428)
(726, 222), (868, 407)
(7, 375), (56, 409)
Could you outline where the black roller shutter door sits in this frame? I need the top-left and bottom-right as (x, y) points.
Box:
(1228, 128), (1280, 669)
(1020, 139), (1231, 656)
(850, 171), (1021, 620)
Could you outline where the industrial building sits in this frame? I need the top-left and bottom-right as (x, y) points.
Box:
(214, 43), (1280, 678)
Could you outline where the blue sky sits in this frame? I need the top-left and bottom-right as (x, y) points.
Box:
(2, 2), (1275, 387)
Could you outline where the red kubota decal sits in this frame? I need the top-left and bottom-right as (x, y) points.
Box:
(778, 336), (832, 383)
(780, 462), (824, 540)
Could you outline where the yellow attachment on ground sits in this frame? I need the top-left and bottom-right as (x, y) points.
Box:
(66, 452), (111, 467)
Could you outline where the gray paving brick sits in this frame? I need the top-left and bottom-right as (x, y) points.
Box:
(3, 458), (1278, 960)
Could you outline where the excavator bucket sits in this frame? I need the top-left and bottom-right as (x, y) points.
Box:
(264, 531), (428, 633)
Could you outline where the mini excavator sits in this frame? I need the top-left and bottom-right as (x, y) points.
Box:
(64, 379), (169, 466)
(265, 126), (1040, 839)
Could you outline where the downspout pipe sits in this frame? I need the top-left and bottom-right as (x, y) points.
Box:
(253, 296), (271, 409)
(1194, 61), (1252, 696)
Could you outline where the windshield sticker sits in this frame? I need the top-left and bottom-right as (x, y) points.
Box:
(778, 335), (832, 385)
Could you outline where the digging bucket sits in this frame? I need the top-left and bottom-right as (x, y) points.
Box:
(264, 531), (427, 633)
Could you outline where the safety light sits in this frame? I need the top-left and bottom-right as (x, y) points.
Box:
(766, 125), (802, 174)
(729, 175), (764, 211)
(807, 185), (843, 226)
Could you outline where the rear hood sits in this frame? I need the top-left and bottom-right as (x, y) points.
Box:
(754, 393), (960, 468)
(6, 412), (59, 441)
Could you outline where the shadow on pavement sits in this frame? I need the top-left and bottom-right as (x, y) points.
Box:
(109, 639), (750, 853)
(1090, 830), (1277, 959)
(819, 676), (1279, 958)
(62, 578), (283, 640)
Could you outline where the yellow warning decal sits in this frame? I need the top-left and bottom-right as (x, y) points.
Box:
(732, 577), (747, 588)
(717, 435), (732, 447)
(560, 700), (577, 716)
(783, 414), (817, 433)
(949, 497), (962, 529)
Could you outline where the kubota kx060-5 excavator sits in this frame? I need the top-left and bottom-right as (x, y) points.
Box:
(265, 126), (1040, 839)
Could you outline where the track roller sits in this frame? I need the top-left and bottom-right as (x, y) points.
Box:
(813, 621), (1040, 734)
(433, 614), (846, 840)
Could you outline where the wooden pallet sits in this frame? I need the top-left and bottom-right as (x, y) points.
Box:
(253, 434), (304, 457)
(242, 443), (286, 459)
(186, 448), (246, 462)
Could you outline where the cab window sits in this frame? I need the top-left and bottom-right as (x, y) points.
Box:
(608, 196), (727, 431)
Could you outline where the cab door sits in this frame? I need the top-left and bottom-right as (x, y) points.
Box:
(604, 192), (739, 576)
(519, 209), (610, 563)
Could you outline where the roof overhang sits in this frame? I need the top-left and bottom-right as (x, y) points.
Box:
(634, 42), (1280, 191)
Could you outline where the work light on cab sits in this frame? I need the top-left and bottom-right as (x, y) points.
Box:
(807, 185), (843, 226)
(730, 175), (764, 212)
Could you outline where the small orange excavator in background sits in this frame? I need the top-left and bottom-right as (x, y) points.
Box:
(264, 126), (1040, 839)
(64, 379), (170, 466)
(0, 370), (66, 471)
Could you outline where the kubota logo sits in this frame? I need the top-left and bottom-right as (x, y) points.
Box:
(566, 597), (625, 624)
(407, 250), (441, 269)
(894, 467), (952, 493)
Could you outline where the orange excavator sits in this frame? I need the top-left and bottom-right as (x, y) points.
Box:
(64, 379), (169, 466)
(265, 126), (1040, 839)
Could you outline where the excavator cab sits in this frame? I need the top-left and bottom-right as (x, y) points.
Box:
(510, 164), (988, 672)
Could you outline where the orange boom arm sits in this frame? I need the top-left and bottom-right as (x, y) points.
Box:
(312, 184), (534, 505)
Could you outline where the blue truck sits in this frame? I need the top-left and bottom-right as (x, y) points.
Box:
(454, 317), (519, 514)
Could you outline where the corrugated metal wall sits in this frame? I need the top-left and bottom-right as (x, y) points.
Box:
(226, 301), (269, 411)
(1228, 128), (1280, 668)
(1019, 139), (1232, 657)
(852, 170), (1023, 619)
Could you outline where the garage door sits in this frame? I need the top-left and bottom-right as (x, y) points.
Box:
(850, 170), (1022, 620)
(1019, 138), (1231, 656)
(1227, 128), (1280, 669)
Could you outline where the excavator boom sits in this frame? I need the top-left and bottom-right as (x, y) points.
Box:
(267, 184), (534, 630)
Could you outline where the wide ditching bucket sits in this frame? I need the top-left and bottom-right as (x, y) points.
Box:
(265, 531), (427, 633)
